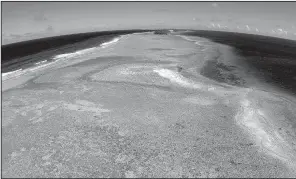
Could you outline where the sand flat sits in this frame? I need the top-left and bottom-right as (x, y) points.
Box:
(2, 32), (296, 178)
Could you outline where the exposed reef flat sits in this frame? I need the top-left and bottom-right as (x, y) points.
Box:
(2, 30), (296, 178)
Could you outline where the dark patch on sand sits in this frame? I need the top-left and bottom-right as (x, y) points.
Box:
(200, 59), (245, 87)
(149, 48), (173, 51)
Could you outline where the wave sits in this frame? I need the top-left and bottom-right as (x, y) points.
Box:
(2, 68), (23, 80)
(35, 60), (47, 65)
(2, 59), (54, 80)
(52, 47), (97, 60)
(2, 37), (123, 81)
(177, 35), (208, 45)
(175, 35), (197, 42)
(52, 37), (121, 61)
(28, 61), (53, 72)
(2, 62), (54, 80)
(100, 37), (120, 48)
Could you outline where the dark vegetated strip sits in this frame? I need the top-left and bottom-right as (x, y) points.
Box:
(181, 30), (296, 58)
(1, 29), (152, 64)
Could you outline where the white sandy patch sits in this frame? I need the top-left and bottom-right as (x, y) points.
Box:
(194, 41), (204, 46)
(118, 65), (154, 76)
(235, 98), (296, 168)
(48, 105), (58, 111)
(91, 63), (174, 84)
(153, 68), (203, 89)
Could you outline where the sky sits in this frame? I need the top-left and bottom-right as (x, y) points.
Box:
(2, 2), (296, 44)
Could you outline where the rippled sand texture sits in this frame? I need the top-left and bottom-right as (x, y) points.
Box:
(2, 32), (296, 178)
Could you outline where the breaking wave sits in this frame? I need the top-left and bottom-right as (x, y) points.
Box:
(35, 60), (47, 65)
(52, 37), (121, 61)
(2, 69), (23, 81)
(2, 37), (122, 81)
(100, 37), (120, 48)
